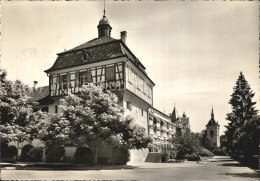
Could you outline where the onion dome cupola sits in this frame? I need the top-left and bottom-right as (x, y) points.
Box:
(97, 8), (112, 38)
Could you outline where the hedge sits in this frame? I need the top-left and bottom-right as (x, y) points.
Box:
(73, 147), (93, 164)
(45, 146), (65, 163)
(20, 144), (33, 162)
(28, 147), (43, 162)
(110, 147), (130, 165)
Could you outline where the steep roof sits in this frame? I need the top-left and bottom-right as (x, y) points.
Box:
(31, 86), (49, 102)
(170, 107), (177, 122)
(66, 37), (117, 52)
(31, 86), (54, 105)
(45, 37), (124, 73)
(44, 36), (155, 85)
(206, 118), (219, 126)
(206, 108), (219, 126)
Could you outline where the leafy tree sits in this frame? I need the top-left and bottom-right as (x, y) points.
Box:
(39, 84), (152, 162)
(0, 68), (46, 144)
(200, 130), (216, 151)
(171, 131), (201, 159)
(224, 72), (258, 159)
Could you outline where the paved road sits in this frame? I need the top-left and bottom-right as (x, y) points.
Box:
(1, 156), (259, 180)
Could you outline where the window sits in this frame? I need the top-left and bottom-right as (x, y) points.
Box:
(127, 101), (132, 111)
(144, 83), (147, 95)
(55, 105), (58, 113)
(210, 130), (214, 138)
(153, 126), (157, 133)
(61, 75), (67, 89)
(141, 109), (144, 116)
(153, 118), (157, 125)
(79, 71), (88, 86)
(96, 66), (105, 83)
(105, 66), (115, 81)
(69, 73), (76, 93)
(82, 51), (90, 61)
(148, 86), (152, 98)
(50, 75), (59, 96)
(41, 107), (49, 113)
(140, 79), (144, 92)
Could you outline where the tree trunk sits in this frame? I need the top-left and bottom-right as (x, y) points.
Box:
(93, 146), (98, 164)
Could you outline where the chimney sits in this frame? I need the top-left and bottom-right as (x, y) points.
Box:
(33, 81), (38, 91)
(120, 31), (127, 44)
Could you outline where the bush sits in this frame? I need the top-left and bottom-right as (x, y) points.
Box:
(45, 146), (65, 163)
(110, 147), (130, 165)
(241, 155), (259, 169)
(28, 147), (43, 162)
(0, 142), (8, 159)
(169, 150), (177, 159)
(20, 144), (33, 162)
(199, 148), (214, 157)
(213, 147), (227, 156)
(6, 145), (18, 159)
(2, 145), (18, 163)
(184, 154), (199, 161)
(73, 147), (93, 164)
(160, 149), (170, 163)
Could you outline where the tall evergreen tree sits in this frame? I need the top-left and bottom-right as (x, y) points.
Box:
(225, 72), (258, 159)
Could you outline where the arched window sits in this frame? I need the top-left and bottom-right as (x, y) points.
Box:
(210, 130), (214, 138)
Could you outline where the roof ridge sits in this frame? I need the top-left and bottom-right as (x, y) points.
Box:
(65, 36), (118, 53)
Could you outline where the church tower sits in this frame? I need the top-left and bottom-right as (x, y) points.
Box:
(206, 108), (220, 147)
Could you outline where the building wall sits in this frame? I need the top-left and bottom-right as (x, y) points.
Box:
(129, 149), (149, 163)
(148, 108), (175, 153)
(125, 64), (153, 105)
(206, 126), (220, 147)
(123, 90), (150, 134)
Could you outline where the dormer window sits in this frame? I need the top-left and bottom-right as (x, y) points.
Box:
(82, 50), (90, 62)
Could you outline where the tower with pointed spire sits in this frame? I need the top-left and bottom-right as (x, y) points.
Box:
(170, 105), (190, 137)
(206, 107), (220, 147)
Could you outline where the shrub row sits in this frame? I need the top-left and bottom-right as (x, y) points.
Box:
(20, 144), (43, 162)
(1, 144), (18, 163)
(2, 144), (130, 165)
(73, 147), (130, 165)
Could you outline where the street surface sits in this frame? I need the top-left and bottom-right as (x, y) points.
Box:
(1, 156), (259, 180)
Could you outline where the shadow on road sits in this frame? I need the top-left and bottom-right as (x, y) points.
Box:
(224, 172), (260, 179)
(9, 164), (139, 171)
(210, 159), (233, 162)
(222, 163), (245, 167)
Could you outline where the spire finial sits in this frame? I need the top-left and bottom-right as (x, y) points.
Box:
(103, 0), (106, 17)
(211, 106), (214, 119)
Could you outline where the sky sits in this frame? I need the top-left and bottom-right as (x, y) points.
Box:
(1, 1), (259, 135)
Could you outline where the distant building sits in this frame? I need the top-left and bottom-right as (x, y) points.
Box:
(206, 108), (220, 147)
(148, 107), (175, 153)
(170, 106), (190, 137)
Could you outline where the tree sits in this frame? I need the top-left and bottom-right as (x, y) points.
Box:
(39, 84), (152, 160)
(224, 72), (258, 159)
(200, 130), (216, 151)
(171, 131), (201, 159)
(0, 68), (46, 144)
(236, 116), (260, 161)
